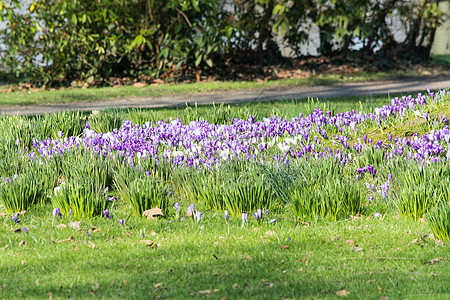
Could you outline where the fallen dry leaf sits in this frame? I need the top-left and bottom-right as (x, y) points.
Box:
(332, 235), (340, 241)
(19, 240), (27, 247)
(36, 280), (40, 286)
(55, 224), (67, 229)
(234, 235), (244, 240)
(1, 245), (8, 250)
(143, 207), (164, 219)
(56, 236), (74, 243)
(352, 246), (364, 252)
(280, 244), (290, 250)
(13, 228), (21, 233)
(90, 227), (101, 233)
(408, 238), (419, 245)
(0, 212), (7, 217)
(68, 221), (81, 229)
(232, 283), (238, 290)
(140, 240), (160, 248)
(345, 240), (355, 246)
(154, 282), (162, 288)
(87, 241), (96, 249)
(48, 292), (53, 300)
(336, 289), (348, 296)
(377, 286), (382, 291)
(198, 289), (212, 295)
(429, 257), (443, 265)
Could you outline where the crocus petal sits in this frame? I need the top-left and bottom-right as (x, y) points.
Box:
(23, 226), (28, 234)
(268, 218), (277, 223)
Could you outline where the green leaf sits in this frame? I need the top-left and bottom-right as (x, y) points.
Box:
(195, 54), (203, 67)
(71, 14), (77, 25)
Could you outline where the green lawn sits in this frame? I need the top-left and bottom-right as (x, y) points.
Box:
(1, 207), (448, 299)
(0, 68), (447, 106)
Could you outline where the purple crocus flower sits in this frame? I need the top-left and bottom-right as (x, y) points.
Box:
(69, 209), (72, 216)
(180, 217), (185, 222)
(286, 237), (291, 242)
(241, 212), (248, 226)
(86, 230), (90, 237)
(257, 209), (262, 220)
(224, 210), (228, 221)
(374, 212), (382, 218)
(196, 211), (202, 223)
(119, 219), (124, 226)
(23, 226), (28, 234)
(187, 203), (195, 216)
(52, 207), (59, 219)
(268, 218), (277, 223)
(174, 202), (180, 214)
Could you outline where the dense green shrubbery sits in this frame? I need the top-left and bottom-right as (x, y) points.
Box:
(0, 0), (444, 85)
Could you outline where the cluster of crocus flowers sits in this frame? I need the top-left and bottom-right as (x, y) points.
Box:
(11, 214), (20, 224)
(103, 209), (112, 220)
(26, 89), (450, 174)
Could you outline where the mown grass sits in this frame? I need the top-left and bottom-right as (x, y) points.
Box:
(1, 203), (448, 299)
(0, 67), (447, 106)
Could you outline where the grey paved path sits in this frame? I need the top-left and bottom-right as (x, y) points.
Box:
(1, 75), (450, 116)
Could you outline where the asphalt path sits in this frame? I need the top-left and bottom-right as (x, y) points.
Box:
(1, 75), (450, 116)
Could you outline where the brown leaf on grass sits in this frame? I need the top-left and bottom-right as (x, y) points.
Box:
(36, 280), (40, 286)
(87, 241), (95, 249)
(90, 227), (101, 233)
(234, 235), (243, 240)
(19, 240), (27, 247)
(336, 289), (348, 296)
(143, 207), (164, 219)
(345, 240), (355, 246)
(154, 282), (162, 288)
(48, 291), (53, 300)
(55, 224), (66, 229)
(377, 286), (382, 291)
(0, 212), (7, 217)
(1, 245), (8, 250)
(408, 238), (419, 245)
(429, 257), (443, 265)
(280, 244), (290, 250)
(140, 240), (160, 248)
(68, 221), (81, 229)
(13, 228), (21, 233)
(56, 236), (74, 243)
(232, 283), (238, 290)
(198, 289), (212, 295)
